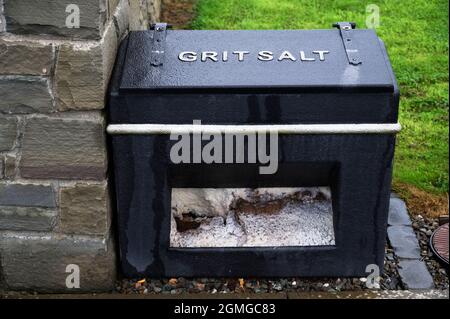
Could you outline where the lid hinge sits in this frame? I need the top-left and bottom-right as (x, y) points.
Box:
(332, 22), (362, 66)
(149, 22), (172, 66)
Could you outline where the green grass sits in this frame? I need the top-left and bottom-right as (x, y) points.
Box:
(191, 0), (449, 194)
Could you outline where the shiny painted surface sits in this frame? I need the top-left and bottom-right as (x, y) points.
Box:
(108, 27), (399, 277)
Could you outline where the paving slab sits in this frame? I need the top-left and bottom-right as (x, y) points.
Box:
(388, 197), (412, 226)
(398, 259), (435, 290)
(387, 225), (421, 259)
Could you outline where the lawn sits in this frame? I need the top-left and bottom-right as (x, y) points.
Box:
(190, 0), (449, 196)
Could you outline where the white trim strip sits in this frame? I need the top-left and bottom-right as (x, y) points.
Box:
(107, 123), (401, 135)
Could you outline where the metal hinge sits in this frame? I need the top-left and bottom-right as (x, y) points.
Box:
(333, 22), (362, 65)
(149, 23), (172, 66)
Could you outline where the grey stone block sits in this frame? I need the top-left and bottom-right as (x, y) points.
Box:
(112, 0), (129, 39)
(40, 0), (131, 111)
(0, 156), (4, 179)
(388, 197), (412, 226)
(4, 153), (16, 179)
(129, 0), (148, 31)
(147, 0), (161, 24)
(59, 182), (109, 236)
(0, 116), (17, 151)
(54, 42), (104, 110)
(0, 38), (53, 76)
(0, 206), (57, 231)
(387, 225), (421, 259)
(0, 182), (56, 207)
(19, 116), (107, 180)
(0, 180), (57, 232)
(108, 0), (121, 20)
(3, 0), (108, 40)
(398, 259), (435, 289)
(0, 0), (5, 33)
(0, 233), (116, 292)
(0, 77), (54, 114)
(53, 0), (128, 111)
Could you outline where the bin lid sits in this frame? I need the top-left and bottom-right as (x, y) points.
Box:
(119, 28), (396, 92)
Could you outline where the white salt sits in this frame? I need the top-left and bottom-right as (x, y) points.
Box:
(170, 187), (335, 248)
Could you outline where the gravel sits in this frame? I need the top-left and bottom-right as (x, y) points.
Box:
(411, 215), (449, 290)
(115, 246), (404, 295)
(116, 216), (448, 295)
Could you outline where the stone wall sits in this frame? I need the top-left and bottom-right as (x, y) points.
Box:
(0, 0), (161, 292)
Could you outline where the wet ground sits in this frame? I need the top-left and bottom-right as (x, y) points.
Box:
(113, 215), (447, 295)
(2, 290), (448, 299)
(1, 214), (446, 298)
(412, 215), (449, 289)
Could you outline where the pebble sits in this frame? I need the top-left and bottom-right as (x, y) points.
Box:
(272, 283), (283, 291)
(114, 217), (447, 295)
(195, 282), (206, 291)
(411, 215), (449, 290)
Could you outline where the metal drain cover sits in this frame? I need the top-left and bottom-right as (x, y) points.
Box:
(430, 223), (449, 264)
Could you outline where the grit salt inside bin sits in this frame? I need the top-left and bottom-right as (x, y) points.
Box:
(170, 187), (335, 248)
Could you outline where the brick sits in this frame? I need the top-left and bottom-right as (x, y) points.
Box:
(0, 38), (53, 75)
(0, 233), (116, 292)
(19, 115), (107, 180)
(3, 0), (108, 40)
(0, 116), (17, 151)
(59, 182), (109, 236)
(0, 206), (57, 231)
(0, 182), (56, 207)
(0, 77), (54, 114)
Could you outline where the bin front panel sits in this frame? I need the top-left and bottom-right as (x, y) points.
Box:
(107, 26), (400, 278)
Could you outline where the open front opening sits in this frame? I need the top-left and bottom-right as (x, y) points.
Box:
(170, 187), (335, 248)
